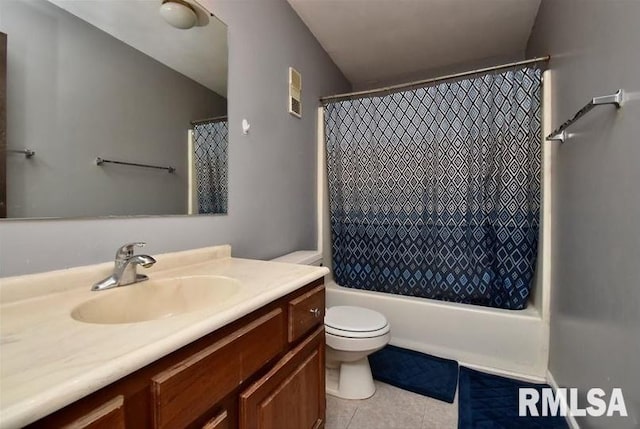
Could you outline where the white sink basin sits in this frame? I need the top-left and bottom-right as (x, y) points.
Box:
(71, 275), (241, 324)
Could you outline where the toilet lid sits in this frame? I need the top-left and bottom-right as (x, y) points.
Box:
(325, 306), (388, 332)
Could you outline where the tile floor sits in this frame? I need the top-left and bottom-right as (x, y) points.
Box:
(325, 381), (458, 429)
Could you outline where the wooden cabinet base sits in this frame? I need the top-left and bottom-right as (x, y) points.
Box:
(27, 279), (325, 429)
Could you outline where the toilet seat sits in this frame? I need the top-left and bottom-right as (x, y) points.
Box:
(325, 306), (390, 338)
(325, 324), (390, 338)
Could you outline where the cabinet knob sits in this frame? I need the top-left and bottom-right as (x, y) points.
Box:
(309, 308), (321, 318)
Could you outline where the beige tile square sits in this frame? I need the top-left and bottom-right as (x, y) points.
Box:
(363, 381), (430, 416)
(325, 395), (358, 429)
(421, 391), (458, 429)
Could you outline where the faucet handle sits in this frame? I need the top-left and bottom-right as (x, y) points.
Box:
(115, 242), (146, 260)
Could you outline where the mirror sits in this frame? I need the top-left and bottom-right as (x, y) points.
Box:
(0, 0), (228, 219)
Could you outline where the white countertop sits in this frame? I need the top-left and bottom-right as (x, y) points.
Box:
(0, 245), (329, 428)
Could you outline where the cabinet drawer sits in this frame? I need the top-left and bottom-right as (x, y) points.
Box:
(151, 309), (285, 429)
(288, 285), (325, 343)
(62, 396), (125, 429)
(202, 410), (229, 429)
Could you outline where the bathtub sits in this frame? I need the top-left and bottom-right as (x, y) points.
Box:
(325, 280), (548, 380)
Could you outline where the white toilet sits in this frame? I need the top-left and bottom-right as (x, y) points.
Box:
(324, 305), (390, 399)
(271, 251), (391, 400)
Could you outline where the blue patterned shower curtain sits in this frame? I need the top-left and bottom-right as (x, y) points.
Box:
(193, 119), (228, 214)
(324, 66), (542, 310)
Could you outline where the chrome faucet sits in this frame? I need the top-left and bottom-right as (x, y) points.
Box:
(92, 242), (157, 291)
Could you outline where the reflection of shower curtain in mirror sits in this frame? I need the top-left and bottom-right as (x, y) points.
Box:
(325, 66), (542, 310)
(192, 120), (228, 214)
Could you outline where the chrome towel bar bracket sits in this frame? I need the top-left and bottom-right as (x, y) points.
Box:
(8, 149), (36, 158)
(546, 89), (624, 143)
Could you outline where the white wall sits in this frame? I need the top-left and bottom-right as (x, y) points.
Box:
(0, 0), (351, 276)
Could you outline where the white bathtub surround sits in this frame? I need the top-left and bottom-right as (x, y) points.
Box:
(0, 245), (329, 429)
(326, 281), (548, 380)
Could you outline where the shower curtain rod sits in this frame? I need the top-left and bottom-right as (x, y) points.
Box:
(320, 55), (550, 104)
(190, 115), (228, 126)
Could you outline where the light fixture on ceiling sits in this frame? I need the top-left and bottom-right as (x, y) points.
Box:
(159, 0), (210, 30)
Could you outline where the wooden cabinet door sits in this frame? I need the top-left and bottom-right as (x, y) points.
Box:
(240, 326), (325, 429)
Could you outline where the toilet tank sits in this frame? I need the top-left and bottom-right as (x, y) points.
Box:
(271, 251), (322, 266)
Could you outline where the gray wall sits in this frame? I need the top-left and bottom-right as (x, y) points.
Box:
(352, 53), (524, 91)
(0, 0), (350, 276)
(0, 0), (226, 218)
(527, 1), (640, 427)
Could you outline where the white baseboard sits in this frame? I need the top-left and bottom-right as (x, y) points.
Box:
(459, 361), (546, 384)
(546, 370), (580, 429)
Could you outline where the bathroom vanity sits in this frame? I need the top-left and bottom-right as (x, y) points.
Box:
(0, 246), (329, 429)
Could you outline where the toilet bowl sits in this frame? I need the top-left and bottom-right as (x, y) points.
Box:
(271, 251), (391, 400)
(325, 305), (390, 399)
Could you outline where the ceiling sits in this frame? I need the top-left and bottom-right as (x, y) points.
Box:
(48, 0), (227, 97)
(287, 0), (541, 89)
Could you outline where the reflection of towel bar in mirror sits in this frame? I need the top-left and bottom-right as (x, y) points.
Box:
(8, 149), (36, 158)
(546, 89), (624, 143)
(95, 157), (176, 173)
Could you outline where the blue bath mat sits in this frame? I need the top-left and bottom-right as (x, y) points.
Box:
(369, 345), (459, 403)
(458, 367), (568, 429)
